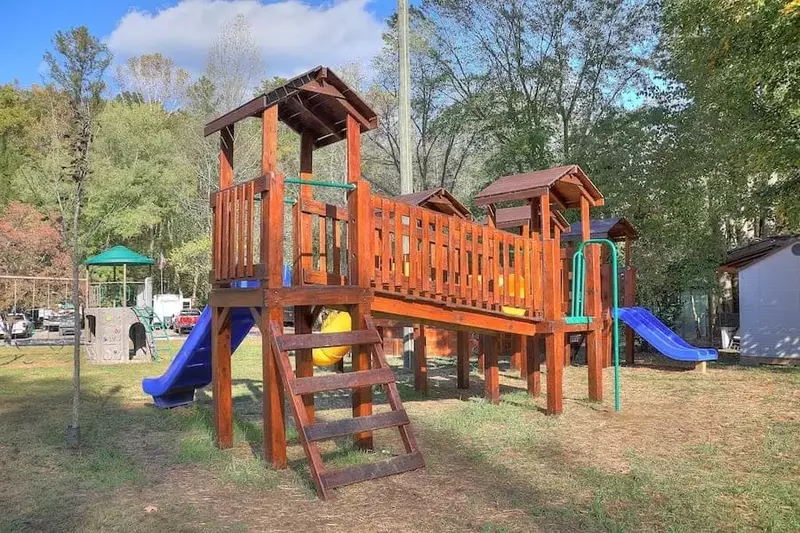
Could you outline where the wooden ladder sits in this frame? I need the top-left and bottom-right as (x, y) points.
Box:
(267, 315), (424, 500)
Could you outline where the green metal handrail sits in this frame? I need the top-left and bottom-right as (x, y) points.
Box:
(284, 178), (356, 190)
(570, 238), (621, 412)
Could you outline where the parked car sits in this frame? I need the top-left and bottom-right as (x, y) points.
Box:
(8, 314), (33, 339)
(173, 309), (201, 334)
(58, 313), (77, 336)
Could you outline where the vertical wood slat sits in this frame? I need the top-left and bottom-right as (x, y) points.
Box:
(319, 214), (327, 274)
(228, 188), (236, 278)
(523, 228), (532, 311)
(247, 181), (255, 277)
(221, 189), (230, 280)
(459, 219), (467, 303)
(448, 218), (456, 301)
(236, 185), (244, 278)
(214, 192), (222, 280)
(503, 234), (512, 308)
(434, 214), (444, 297)
(394, 202), (403, 290)
(381, 198), (391, 287)
(421, 209), (431, 296)
(514, 236), (523, 309)
(469, 225), (478, 304)
(481, 226), (489, 307)
(408, 207), (419, 294)
(400, 204), (410, 293)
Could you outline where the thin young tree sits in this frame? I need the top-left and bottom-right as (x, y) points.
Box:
(44, 26), (111, 446)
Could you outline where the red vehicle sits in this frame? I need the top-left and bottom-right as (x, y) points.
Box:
(173, 309), (201, 334)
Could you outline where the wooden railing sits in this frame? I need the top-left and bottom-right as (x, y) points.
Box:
(294, 197), (349, 285)
(370, 195), (543, 317)
(211, 177), (265, 282)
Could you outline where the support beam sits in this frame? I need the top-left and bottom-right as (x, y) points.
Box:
(510, 335), (522, 371)
(220, 125), (234, 189)
(545, 332), (564, 414)
(525, 335), (541, 397)
(212, 307), (233, 448)
(413, 325), (427, 393)
(581, 194), (604, 399)
(484, 335), (500, 404)
(477, 335), (485, 373)
(456, 330), (470, 390)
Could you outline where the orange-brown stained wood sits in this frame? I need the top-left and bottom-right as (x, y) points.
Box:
(526, 335), (541, 397)
(220, 125), (234, 188)
(581, 195), (603, 399)
(484, 334), (500, 404)
(212, 307), (233, 448)
(456, 330), (470, 389)
(543, 239), (564, 414)
(413, 325), (428, 393)
(295, 306), (315, 422)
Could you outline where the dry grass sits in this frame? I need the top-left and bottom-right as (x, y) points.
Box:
(0, 340), (798, 532)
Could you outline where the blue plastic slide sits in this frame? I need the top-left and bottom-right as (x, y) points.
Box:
(142, 306), (256, 407)
(615, 307), (717, 362)
(143, 267), (293, 408)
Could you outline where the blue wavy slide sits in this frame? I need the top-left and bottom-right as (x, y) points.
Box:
(615, 307), (717, 362)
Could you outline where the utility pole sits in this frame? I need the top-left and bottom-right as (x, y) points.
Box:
(398, 0), (414, 370)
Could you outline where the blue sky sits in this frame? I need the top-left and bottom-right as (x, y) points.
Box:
(2, 0), (399, 87)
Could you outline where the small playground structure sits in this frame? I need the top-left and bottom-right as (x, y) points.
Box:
(83, 245), (170, 364)
(142, 66), (716, 499)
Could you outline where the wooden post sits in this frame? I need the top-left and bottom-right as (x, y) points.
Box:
(261, 105), (287, 468)
(346, 114), (373, 450)
(517, 334), (527, 377)
(456, 330), (470, 389)
(293, 132), (315, 421)
(543, 237), (564, 414)
(525, 336), (541, 397)
(413, 325), (427, 393)
(212, 124), (235, 449)
(582, 195), (603, 402)
(510, 334), (521, 371)
(484, 334), (500, 404)
(212, 307), (233, 448)
(477, 335), (485, 373)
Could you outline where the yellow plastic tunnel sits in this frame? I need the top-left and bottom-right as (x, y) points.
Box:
(312, 311), (352, 366)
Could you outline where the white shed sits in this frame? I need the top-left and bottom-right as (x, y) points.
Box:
(722, 237), (800, 365)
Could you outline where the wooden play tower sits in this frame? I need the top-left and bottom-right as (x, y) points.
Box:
(205, 66), (608, 499)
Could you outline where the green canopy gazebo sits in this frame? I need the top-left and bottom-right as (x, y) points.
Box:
(84, 246), (154, 308)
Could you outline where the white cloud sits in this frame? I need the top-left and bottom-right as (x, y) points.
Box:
(106, 0), (385, 79)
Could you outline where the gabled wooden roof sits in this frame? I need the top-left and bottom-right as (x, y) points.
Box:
(204, 66), (378, 149)
(395, 187), (472, 219)
(494, 205), (569, 232)
(474, 165), (604, 208)
(562, 217), (639, 243)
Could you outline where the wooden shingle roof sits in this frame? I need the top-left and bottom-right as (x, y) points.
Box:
(474, 165), (604, 208)
(204, 66), (378, 149)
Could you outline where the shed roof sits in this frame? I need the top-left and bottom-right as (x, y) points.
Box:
(474, 165), (604, 208)
(494, 205), (570, 232)
(204, 66), (378, 149)
(84, 246), (154, 266)
(720, 236), (800, 272)
(395, 187), (472, 219)
(562, 217), (639, 243)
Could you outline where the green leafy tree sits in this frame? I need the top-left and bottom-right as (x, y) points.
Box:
(43, 26), (111, 446)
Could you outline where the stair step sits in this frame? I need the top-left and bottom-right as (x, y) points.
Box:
(291, 367), (395, 396)
(275, 329), (381, 352)
(320, 451), (425, 490)
(305, 410), (410, 442)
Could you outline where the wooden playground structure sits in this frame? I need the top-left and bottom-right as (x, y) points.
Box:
(204, 66), (627, 499)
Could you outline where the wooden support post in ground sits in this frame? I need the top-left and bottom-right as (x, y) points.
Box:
(211, 123), (234, 449)
(518, 334), (527, 377)
(484, 334), (500, 404)
(261, 105), (287, 468)
(293, 131), (315, 422)
(346, 114), (373, 450)
(212, 306), (233, 448)
(543, 235), (564, 414)
(525, 335), (541, 397)
(413, 325), (427, 393)
(582, 194), (603, 402)
(456, 330), (470, 389)
(477, 335), (485, 373)
(696, 361), (707, 374)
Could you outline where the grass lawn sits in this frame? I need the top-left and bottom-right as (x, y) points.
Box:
(0, 339), (798, 532)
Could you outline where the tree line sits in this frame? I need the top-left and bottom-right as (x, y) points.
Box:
(0, 1), (797, 321)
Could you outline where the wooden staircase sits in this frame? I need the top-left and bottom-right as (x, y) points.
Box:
(268, 315), (424, 500)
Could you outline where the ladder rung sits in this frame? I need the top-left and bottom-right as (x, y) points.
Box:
(275, 330), (381, 352)
(305, 410), (410, 442)
(291, 367), (395, 396)
(320, 451), (424, 490)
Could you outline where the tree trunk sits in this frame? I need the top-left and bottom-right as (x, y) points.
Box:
(67, 180), (84, 447)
